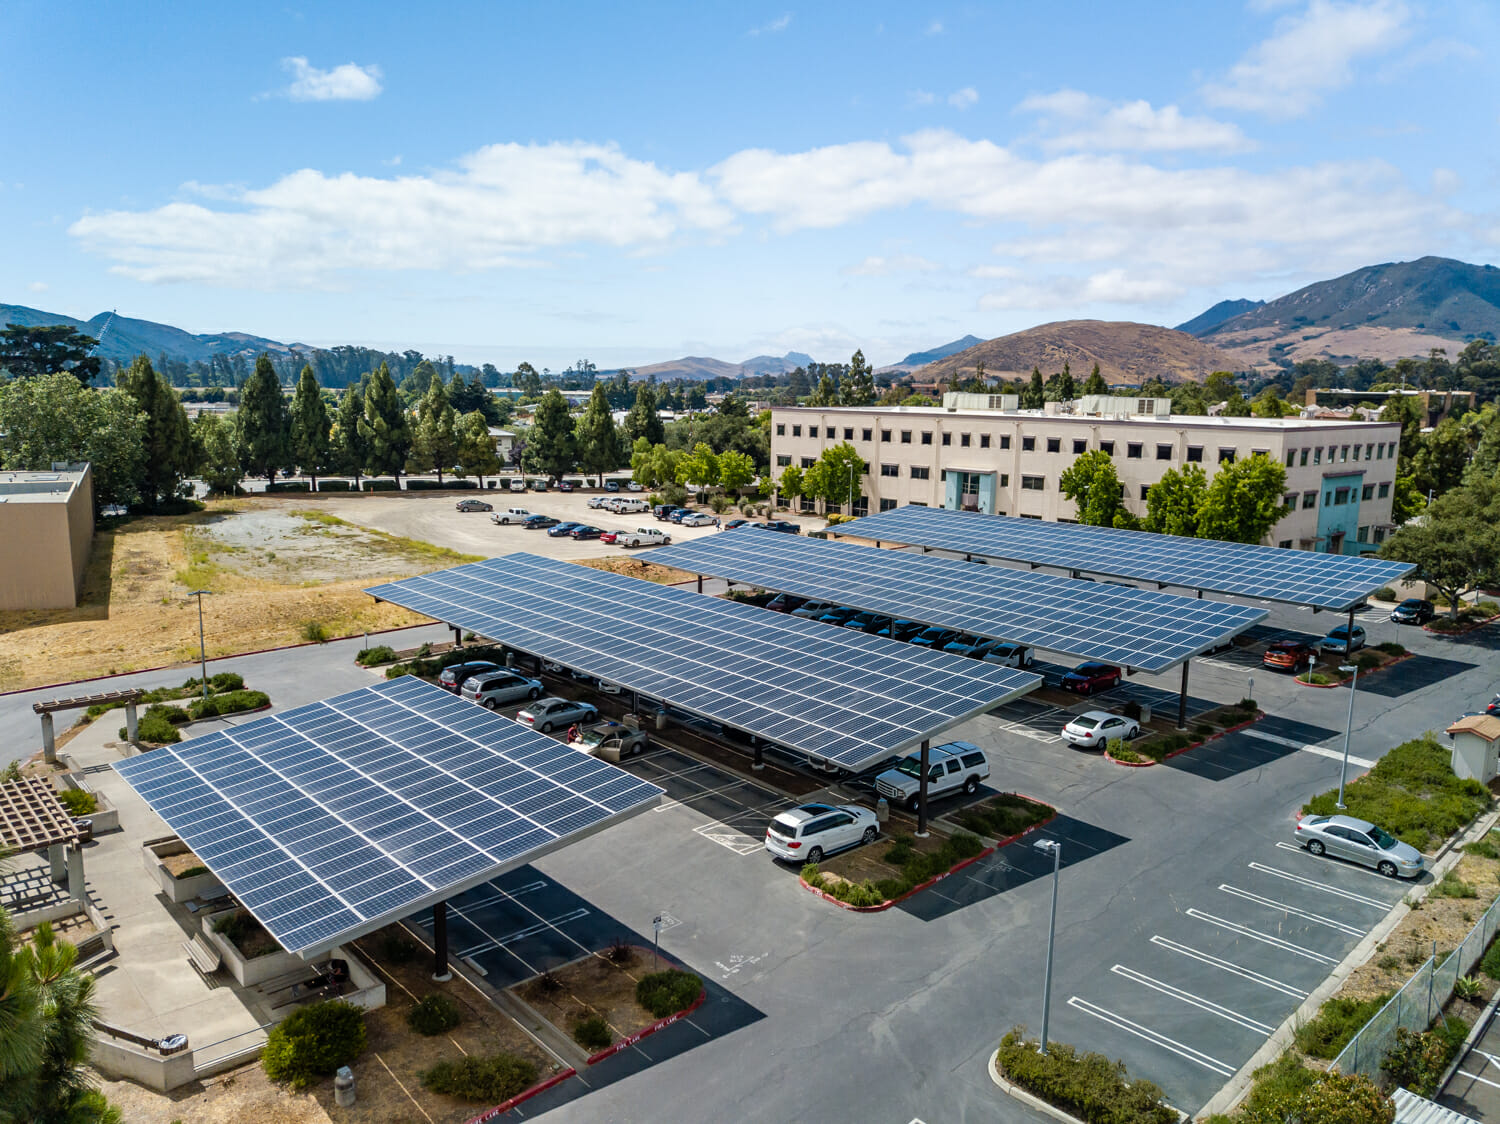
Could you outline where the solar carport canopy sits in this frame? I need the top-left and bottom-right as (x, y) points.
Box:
(365, 553), (1041, 772)
(834, 505), (1415, 612)
(113, 677), (663, 957)
(651, 528), (1266, 673)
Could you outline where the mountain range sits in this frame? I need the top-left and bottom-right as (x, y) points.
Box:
(0, 303), (312, 365)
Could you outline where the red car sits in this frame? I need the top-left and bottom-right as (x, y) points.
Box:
(599, 530), (621, 544)
(1263, 640), (1318, 672)
(1059, 662), (1122, 694)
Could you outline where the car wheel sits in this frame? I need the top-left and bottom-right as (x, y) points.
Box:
(540, 721), (552, 733)
(862, 826), (878, 845)
(1378, 860), (1398, 878)
(963, 776), (979, 795)
(631, 740), (645, 756)
(528, 687), (541, 699)
(1307, 839), (1325, 856)
(664, 537), (671, 545)
(906, 795), (920, 812)
(806, 846), (824, 864)
(483, 699), (498, 711)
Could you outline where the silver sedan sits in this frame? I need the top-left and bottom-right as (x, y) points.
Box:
(1293, 814), (1425, 878)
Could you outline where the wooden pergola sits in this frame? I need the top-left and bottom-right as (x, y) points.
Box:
(33, 688), (145, 762)
(0, 777), (86, 900)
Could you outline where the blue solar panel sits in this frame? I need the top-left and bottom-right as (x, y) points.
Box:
(365, 552), (1041, 771)
(650, 528), (1264, 672)
(113, 678), (662, 956)
(833, 506), (1415, 610)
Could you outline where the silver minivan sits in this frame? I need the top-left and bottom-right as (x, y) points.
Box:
(461, 670), (544, 710)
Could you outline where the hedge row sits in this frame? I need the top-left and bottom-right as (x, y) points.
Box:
(315, 479), (353, 492)
(996, 1028), (1176, 1124)
(362, 479), (400, 491)
(405, 478), (479, 491)
(266, 481), (310, 493)
(803, 830), (987, 906)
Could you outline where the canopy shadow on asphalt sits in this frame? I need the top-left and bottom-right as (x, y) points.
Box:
(1358, 655), (1479, 697)
(1163, 715), (1341, 782)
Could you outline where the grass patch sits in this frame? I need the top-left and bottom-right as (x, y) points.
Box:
(1293, 992), (1391, 1059)
(1433, 871), (1480, 899)
(955, 793), (1055, 839)
(1302, 734), (1492, 851)
(1203, 1054), (1391, 1124)
(420, 1053), (537, 1103)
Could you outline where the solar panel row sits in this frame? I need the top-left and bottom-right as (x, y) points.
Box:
(114, 678), (663, 955)
(366, 552), (1040, 771)
(650, 529), (1264, 672)
(833, 506), (1413, 610)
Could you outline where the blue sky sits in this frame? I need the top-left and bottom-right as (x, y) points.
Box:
(4, 1), (1496, 369)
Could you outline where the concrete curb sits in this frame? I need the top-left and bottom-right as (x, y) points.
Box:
(1198, 805), (1500, 1119)
(461, 1066), (578, 1124)
(1103, 712), (1264, 768)
(1294, 653), (1412, 689)
(1423, 613), (1500, 636)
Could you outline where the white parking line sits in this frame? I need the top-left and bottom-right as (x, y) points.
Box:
(1066, 997), (1236, 1076)
(1243, 729), (1375, 769)
(653, 779), (759, 813)
(691, 823), (766, 855)
(1149, 936), (1307, 999)
(1457, 1068), (1500, 1091)
(1186, 909), (1338, 963)
(445, 880), (549, 911)
(1111, 966), (1276, 1035)
(1247, 863), (1390, 908)
(456, 908), (590, 958)
(1273, 841), (1399, 879)
(1218, 885), (1367, 937)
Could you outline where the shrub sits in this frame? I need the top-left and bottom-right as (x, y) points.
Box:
(406, 993), (463, 1036)
(635, 969), (702, 1018)
(415, 642), (433, 658)
(266, 481), (310, 493)
(362, 479), (400, 491)
(213, 910), (279, 958)
(300, 620), (329, 643)
(1194, 723), (1214, 739)
(824, 512), (852, 525)
(1106, 740), (1145, 764)
(1373, 586), (1397, 601)
(262, 1000), (367, 1089)
(882, 836), (915, 865)
(1455, 975), (1484, 1001)
(1463, 836), (1500, 859)
(1376, 641), (1407, 656)
(1434, 872), (1479, 899)
(356, 645), (398, 666)
(56, 789), (98, 817)
(1293, 993), (1391, 1059)
(1355, 652), (1382, 671)
(573, 1015), (612, 1051)
(995, 1028), (1176, 1124)
(187, 695), (219, 719)
(176, 865), (209, 879)
(1381, 1017), (1469, 1096)
(190, 690), (268, 720)
(315, 479), (352, 492)
(605, 939), (634, 965)
(1204, 1053), (1394, 1124)
(1238, 697), (1257, 711)
(182, 671), (245, 692)
(380, 929), (419, 963)
(420, 1053), (537, 1102)
(126, 710), (182, 744)
(709, 495), (731, 514)
(956, 793), (1055, 839)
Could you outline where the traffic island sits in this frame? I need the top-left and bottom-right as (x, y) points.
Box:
(1295, 643), (1410, 687)
(1104, 701), (1262, 766)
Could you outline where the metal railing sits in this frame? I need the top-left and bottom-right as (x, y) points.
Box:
(1334, 888), (1500, 1079)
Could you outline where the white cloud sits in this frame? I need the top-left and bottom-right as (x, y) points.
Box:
(26, 281), (47, 292)
(925, 20), (944, 35)
(1018, 89), (1254, 152)
(908, 89), (937, 107)
(1202, 0), (1410, 117)
(948, 87), (979, 110)
(749, 13), (791, 36)
(842, 254), (940, 276)
(70, 141), (734, 286)
(279, 56), (384, 102)
(383, 154), (402, 166)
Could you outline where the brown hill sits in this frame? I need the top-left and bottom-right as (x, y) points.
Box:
(916, 320), (1241, 385)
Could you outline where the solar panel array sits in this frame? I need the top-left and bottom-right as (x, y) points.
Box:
(834, 506), (1414, 610)
(366, 553), (1039, 771)
(113, 677), (662, 956)
(650, 529), (1265, 672)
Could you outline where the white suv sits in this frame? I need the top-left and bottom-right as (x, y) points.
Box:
(874, 742), (989, 810)
(490, 507), (533, 525)
(764, 803), (879, 863)
(461, 671), (543, 709)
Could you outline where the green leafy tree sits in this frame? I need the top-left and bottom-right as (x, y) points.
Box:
(333, 382), (369, 485)
(410, 376), (458, 483)
(807, 372), (838, 407)
(1382, 479), (1500, 619)
(1204, 370), (1239, 403)
(1411, 414), (1474, 501)
(676, 442), (720, 493)
(805, 442), (866, 511)
(777, 462), (804, 503)
(1222, 389), (1252, 417)
(401, 358), (439, 403)
(1171, 382), (1209, 416)
(1081, 363), (1108, 397)
(289, 365), (332, 488)
(624, 382), (666, 445)
(575, 384), (622, 485)
(0, 324), (101, 384)
(194, 413), (243, 495)
(237, 355), (292, 482)
(0, 372), (146, 511)
(359, 363), (413, 482)
(1391, 474), (1426, 525)
(1056, 362), (1076, 402)
(1143, 465), (1209, 537)
(1196, 453), (1292, 544)
(521, 388), (576, 481)
(717, 450), (755, 497)
(1251, 386), (1293, 418)
(513, 361), (543, 398)
(116, 356), (195, 508)
(454, 411), (501, 487)
(1059, 449), (1130, 527)
(1380, 395), (1424, 469)
(842, 350), (875, 406)
(1021, 367), (1045, 409)
(629, 438), (681, 490)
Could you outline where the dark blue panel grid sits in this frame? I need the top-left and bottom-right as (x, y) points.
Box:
(651, 528), (1265, 671)
(114, 678), (662, 956)
(365, 552), (1042, 771)
(833, 505), (1415, 610)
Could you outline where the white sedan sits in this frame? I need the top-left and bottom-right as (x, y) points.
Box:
(587, 496), (610, 509)
(1061, 711), (1140, 749)
(679, 512), (717, 527)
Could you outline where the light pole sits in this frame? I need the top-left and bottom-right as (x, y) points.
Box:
(189, 590), (210, 699)
(1034, 839), (1062, 1055)
(847, 462), (855, 514)
(1336, 663), (1359, 809)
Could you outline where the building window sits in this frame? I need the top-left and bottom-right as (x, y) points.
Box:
(862, 428), (873, 442)
(1341, 445), (1349, 462)
(1302, 491), (1317, 509)
(1378, 481), (1390, 498)
(981, 435), (991, 448)
(881, 429), (892, 442)
(879, 498), (897, 512)
(1072, 439), (1088, 455)
(1375, 443), (1383, 459)
(1279, 540), (1293, 549)
(1021, 475), (1045, 491)
(1186, 446), (1203, 463)
(776, 424), (786, 437)
(1328, 445), (1337, 461)
(825, 426), (835, 439)
(776, 455), (791, 467)
(1158, 444), (1175, 461)
(1100, 441), (1114, 456)
(1219, 448), (1236, 464)
(880, 463), (899, 477)
(1047, 437), (1061, 453)
(1313, 448), (1322, 465)
(911, 466), (930, 480)
(1362, 484), (1374, 501)
(1373, 527), (1386, 544)
(960, 433), (971, 447)
(1022, 436), (1036, 452)
(1283, 493), (1297, 509)
(844, 427), (854, 440)
(1357, 526), (1369, 543)
(1300, 449), (1309, 466)
(801, 457), (815, 469)
(801, 496), (816, 513)
(922, 431), (933, 445)
(1351, 444), (1360, 461)
(1140, 484), (1151, 500)
(901, 430), (913, 444)
(1388, 441), (1397, 458)
(1285, 450), (1296, 467)
(942, 433), (951, 446)
(996, 435), (1006, 449)
(1128, 443), (1143, 459)
(999, 473), (1009, 486)
(1334, 487), (1353, 506)
(791, 425), (802, 437)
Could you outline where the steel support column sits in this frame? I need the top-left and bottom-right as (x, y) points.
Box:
(432, 902), (451, 981)
(1178, 662), (1190, 730)
(915, 739), (931, 838)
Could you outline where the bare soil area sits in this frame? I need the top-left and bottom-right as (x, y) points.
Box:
(514, 947), (662, 1048)
(1213, 324), (1466, 371)
(161, 850), (207, 877)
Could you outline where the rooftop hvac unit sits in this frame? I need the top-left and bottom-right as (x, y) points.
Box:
(942, 392), (1019, 412)
(1077, 395), (1171, 418)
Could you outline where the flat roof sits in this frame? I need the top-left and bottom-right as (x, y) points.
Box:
(366, 553), (1041, 772)
(114, 678), (663, 957)
(831, 505), (1414, 612)
(0, 466), (88, 503)
(651, 529), (1266, 672)
(774, 406), (1398, 429)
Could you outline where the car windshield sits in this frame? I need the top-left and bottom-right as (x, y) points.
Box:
(1401, 600), (1422, 608)
(894, 756), (923, 779)
(1071, 717), (1099, 730)
(1368, 825), (1400, 850)
(578, 728), (608, 747)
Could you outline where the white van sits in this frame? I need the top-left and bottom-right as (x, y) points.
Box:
(609, 497), (650, 514)
(508, 477), (526, 493)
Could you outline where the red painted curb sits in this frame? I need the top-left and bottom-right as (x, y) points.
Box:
(585, 987), (708, 1065)
(800, 801), (1060, 912)
(1294, 652), (1412, 689)
(1103, 712), (1264, 768)
(1105, 751), (1155, 767)
(463, 1066), (578, 1123)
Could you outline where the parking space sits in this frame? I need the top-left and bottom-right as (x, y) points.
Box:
(986, 659), (1220, 744)
(1439, 1007), (1500, 1120)
(1164, 715), (1345, 781)
(625, 747), (797, 856)
(1059, 837), (1412, 1109)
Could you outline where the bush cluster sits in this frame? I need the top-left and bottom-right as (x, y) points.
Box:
(1293, 993), (1392, 1059)
(406, 993), (463, 1036)
(124, 706), (183, 744)
(187, 690), (269, 720)
(572, 1014), (612, 1051)
(955, 793), (1055, 840)
(314, 479), (352, 492)
(1203, 1054), (1392, 1124)
(300, 620), (330, 643)
(1381, 1017), (1470, 1096)
(995, 1028), (1176, 1124)
(262, 1000), (368, 1090)
(1105, 739), (1146, 763)
(56, 789), (98, 817)
(382, 645), (508, 680)
(635, 969), (703, 1018)
(800, 865), (886, 907)
(266, 481), (310, 493)
(182, 671), (245, 692)
(405, 478), (479, 490)
(355, 645), (398, 666)
(420, 1053), (537, 1102)
(1373, 586), (1398, 601)
(361, 479), (400, 491)
(1303, 735), (1492, 851)
(806, 830), (987, 906)
(1375, 641), (1407, 656)
(1355, 652), (1383, 671)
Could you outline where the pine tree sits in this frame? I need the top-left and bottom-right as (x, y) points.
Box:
(1058, 361), (1076, 401)
(575, 384), (622, 486)
(1021, 367), (1045, 409)
(1082, 363), (1108, 396)
(116, 356), (195, 508)
(237, 354), (292, 482)
(289, 365), (332, 488)
(410, 376), (458, 484)
(359, 363), (413, 484)
(842, 349), (875, 406)
(455, 411), (502, 487)
(334, 382), (369, 484)
(624, 382), (666, 446)
(521, 388), (577, 482)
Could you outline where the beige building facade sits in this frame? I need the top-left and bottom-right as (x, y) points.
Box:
(0, 465), (94, 610)
(772, 399), (1401, 553)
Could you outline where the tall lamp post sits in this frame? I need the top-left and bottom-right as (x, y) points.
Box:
(1034, 839), (1062, 1055)
(847, 462), (855, 515)
(189, 590), (211, 699)
(1336, 663), (1359, 809)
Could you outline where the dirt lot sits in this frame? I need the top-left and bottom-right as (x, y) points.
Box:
(514, 946), (666, 1047)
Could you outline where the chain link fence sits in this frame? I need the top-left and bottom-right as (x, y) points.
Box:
(1333, 889), (1500, 1080)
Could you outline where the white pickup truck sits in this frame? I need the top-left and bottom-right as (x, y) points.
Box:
(617, 527), (672, 547)
(874, 742), (989, 810)
(490, 507), (534, 525)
